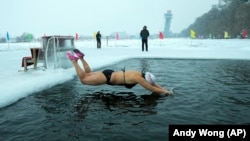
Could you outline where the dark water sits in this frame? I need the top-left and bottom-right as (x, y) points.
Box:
(1, 58), (250, 141)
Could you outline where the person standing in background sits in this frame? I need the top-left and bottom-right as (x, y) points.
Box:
(96, 31), (102, 49)
(140, 26), (150, 52)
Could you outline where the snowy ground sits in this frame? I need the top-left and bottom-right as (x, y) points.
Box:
(0, 38), (249, 108)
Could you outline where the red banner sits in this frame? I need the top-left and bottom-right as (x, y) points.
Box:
(159, 32), (164, 39)
(116, 33), (119, 40)
(75, 33), (79, 40)
(242, 29), (248, 39)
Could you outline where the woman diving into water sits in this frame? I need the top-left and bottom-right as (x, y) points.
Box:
(66, 49), (172, 95)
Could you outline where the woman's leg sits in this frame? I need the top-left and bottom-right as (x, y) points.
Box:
(71, 60), (86, 79)
(66, 51), (87, 79)
(79, 58), (91, 73)
(72, 49), (91, 73)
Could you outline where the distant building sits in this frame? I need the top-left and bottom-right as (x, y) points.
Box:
(164, 10), (173, 37)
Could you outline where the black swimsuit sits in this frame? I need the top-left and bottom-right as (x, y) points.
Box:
(102, 69), (137, 89)
(102, 69), (114, 85)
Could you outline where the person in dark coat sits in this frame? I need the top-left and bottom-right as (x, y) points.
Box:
(96, 31), (101, 49)
(140, 26), (150, 51)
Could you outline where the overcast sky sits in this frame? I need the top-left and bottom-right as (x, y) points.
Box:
(1, 0), (218, 37)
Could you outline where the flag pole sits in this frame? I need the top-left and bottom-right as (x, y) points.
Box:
(190, 29), (196, 46)
(159, 32), (161, 46)
(159, 37), (162, 47)
(6, 32), (10, 50)
(115, 36), (116, 47)
(115, 33), (119, 47)
(159, 32), (164, 47)
(93, 32), (96, 48)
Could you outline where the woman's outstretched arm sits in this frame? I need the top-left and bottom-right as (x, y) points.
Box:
(135, 76), (171, 95)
